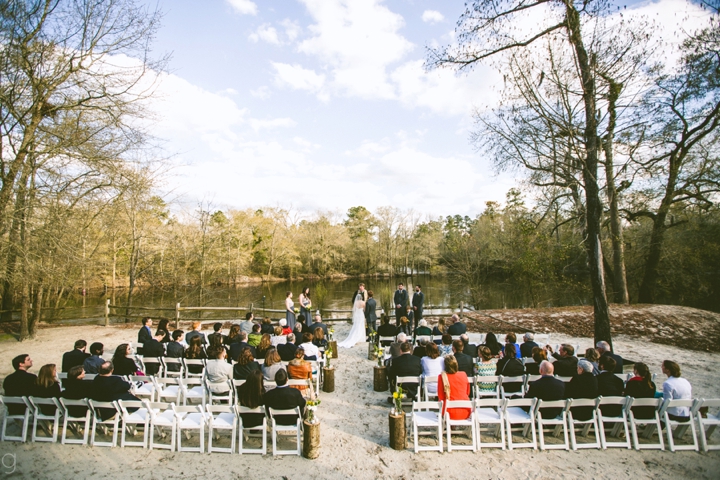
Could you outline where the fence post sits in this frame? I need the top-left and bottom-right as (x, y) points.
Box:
(105, 298), (110, 327)
(175, 302), (180, 329)
(459, 302), (464, 319)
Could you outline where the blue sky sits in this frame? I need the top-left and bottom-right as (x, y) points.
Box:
(139, 0), (712, 218)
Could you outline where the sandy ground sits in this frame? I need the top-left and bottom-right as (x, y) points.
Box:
(0, 316), (719, 479)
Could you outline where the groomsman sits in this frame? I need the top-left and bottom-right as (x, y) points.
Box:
(393, 283), (408, 326)
(351, 283), (368, 306)
(412, 285), (424, 330)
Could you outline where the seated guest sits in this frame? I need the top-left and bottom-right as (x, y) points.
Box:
(248, 324), (263, 348)
(414, 319), (432, 338)
(165, 330), (185, 373)
(624, 362), (657, 419)
(413, 339), (428, 358)
(525, 347), (547, 375)
(496, 343), (524, 397)
(421, 343), (445, 396)
(184, 336), (207, 375)
(405, 306), (414, 331)
(83, 343), (105, 374)
(287, 347), (313, 397)
(546, 344), (578, 377)
(261, 348), (287, 383)
(90, 361), (140, 419)
(476, 346), (498, 395)
(438, 355), (471, 419)
(62, 340), (90, 373)
(277, 334), (298, 361)
(142, 332), (167, 375)
(137, 317), (153, 354)
(229, 331), (256, 361)
(378, 315), (400, 345)
(482, 332), (502, 357)
(312, 327), (328, 350)
(264, 369), (306, 425)
(661, 360), (692, 422)
(452, 340), (474, 379)
(208, 322), (227, 345)
(279, 318), (293, 336)
(596, 341), (623, 374)
(256, 334), (272, 360)
(236, 370), (266, 428)
(398, 316), (412, 336)
(439, 334), (453, 356)
(597, 356), (624, 417)
(111, 344), (141, 376)
(447, 314), (466, 335)
(388, 342), (422, 401)
(432, 318), (447, 344)
(61, 366), (92, 417)
(270, 326), (286, 347)
(239, 312), (255, 335)
(260, 317), (274, 335)
(502, 333), (521, 360)
(526, 361), (565, 418)
(299, 332), (320, 360)
(565, 359), (598, 421)
(3, 355), (37, 414)
(520, 332), (539, 358)
(584, 348), (600, 375)
(293, 322), (305, 345)
(34, 364), (61, 414)
(389, 333), (408, 360)
(309, 315), (328, 337)
(226, 324), (242, 345)
(233, 347), (261, 380)
(205, 346), (233, 393)
(460, 334), (478, 358)
(185, 321), (207, 346)
(155, 318), (171, 343)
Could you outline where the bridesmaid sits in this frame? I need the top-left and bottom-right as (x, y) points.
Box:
(299, 286), (312, 327)
(285, 291), (296, 330)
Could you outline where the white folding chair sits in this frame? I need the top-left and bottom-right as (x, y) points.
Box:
(0, 396), (31, 442)
(57, 372), (68, 389)
(180, 378), (207, 406)
(475, 375), (501, 399)
(422, 375), (439, 402)
(659, 398), (698, 452)
(173, 404), (206, 453)
(139, 357), (164, 377)
(161, 357), (185, 378)
(183, 358), (206, 378)
(474, 398), (506, 450)
(411, 401), (443, 453)
(28, 397), (61, 443)
(89, 400), (121, 447)
(628, 397), (665, 450)
(499, 375), (525, 399)
(206, 379), (233, 405)
(535, 399), (570, 451)
(396, 376), (422, 406)
(695, 398), (720, 451)
(268, 407), (302, 456)
(597, 396), (631, 449)
(118, 399), (149, 448)
(504, 398), (537, 450)
(59, 398), (91, 445)
(523, 375), (542, 394)
(568, 398), (601, 450)
(206, 404), (237, 454)
(237, 406), (267, 455)
(444, 400), (477, 452)
(153, 377), (182, 404)
(147, 401), (176, 451)
(129, 375), (156, 402)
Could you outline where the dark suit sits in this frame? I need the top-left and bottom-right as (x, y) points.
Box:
(90, 375), (139, 420)
(388, 342), (404, 359)
(601, 351), (624, 374)
(364, 298), (377, 334)
(185, 330), (206, 345)
(137, 325), (153, 354)
(351, 289), (368, 306)
(496, 358), (524, 395)
(233, 361), (261, 380)
(388, 353), (422, 399)
(230, 342), (256, 362)
(2, 370), (37, 414)
(448, 322), (467, 335)
(264, 385), (306, 425)
(377, 323), (399, 346)
(411, 290), (424, 324)
(520, 341), (539, 358)
(142, 339), (165, 375)
(455, 352), (474, 379)
(61, 379), (92, 417)
(277, 342), (298, 362)
(393, 289), (408, 325)
(526, 375), (566, 418)
(309, 321), (328, 338)
(62, 349), (90, 373)
(597, 371), (625, 417)
(565, 372), (598, 421)
(463, 342), (478, 359)
(551, 354), (578, 377)
(166, 341), (184, 358)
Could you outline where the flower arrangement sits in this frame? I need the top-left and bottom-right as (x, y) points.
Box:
(392, 386), (405, 414)
(306, 399), (321, 424)
(328, 326), (334, 341)
(294, 307), (299, 314)
(324, 345), (333, 368)
(374, 344), (384, 367)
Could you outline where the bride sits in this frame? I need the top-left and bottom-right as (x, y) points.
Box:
(338, 294), (367, 348)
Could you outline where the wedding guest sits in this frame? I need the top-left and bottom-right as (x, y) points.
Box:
(624, 362), (657, 419)
(155, 318), (171, 343)
(248, 324), (262, 347)
(312, 327), (328, 350)
(414, 319), (432, 338)
(597, 356), (624, 417)
(496, 343), (524, 397)
(447, 314), (467, 335)
(299, 332), (320, 360)
(184, 336), (207, 376)
(389, 333), (408, 359)
(279, 318), (292, 336)
(34, 364), (61, 414)
(309, 315), (328, 337)
(585, 347), (600, 375)
(546, 344), (578, 377)
(83, 343), (105, 374)
(388, 342), (422, 400)
(227, 324), (242, 344)
(565, 360), (598, 421)
(525, 347), (547, 375)
(460, 334), (478, 358)
(526, 361), (565, 418)
(260, 317), (274, 335)
(137, 317), (153, 354)
(404, 306), (414, 331)
(261, 348), (287, 383)
(205, 346), (233, 394)
(285, 291), (296, 331)
(271, 326), (286, 347)
(482, 332), (502, 357)
(439, 334), (453, 356)
(277, 333), (298, 361)
(185, 321), (207, 345)
(502, 333), (521, 360)
(236, 370), (266, 428)
(89, 361), (140, 419)
(230, 331), (256, 361)
(476, 347), (498, 395)
(264, 369), (305, 425)
(61, 366), (91, 417)
(452, 340), (474, 379)
(293, 323), (305, 345)
(413, 339), (428, 358)
(208, 322), (226, 345)
(398, 316), (412, 336)
(111, 344), (141, 376)
(596, 341), (624, 374)
(62, 340), (90, 373)
(3, 355), (36, 414)
(143, 332), (167, 375)
(287, 347), (313, 397)
(421, 343), (445, 396)
(165, 330), (185, 373)
(256, 334), (272, 360)
(239, 312), (255, 335)
(438, 355), (471, 420)
(432, 318), (447, 344)
(520, 332), (539, 358)
(661, 360), (692, 422)
(233, 347), (261, 380)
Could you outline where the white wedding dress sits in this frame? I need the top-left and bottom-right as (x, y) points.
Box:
(338, 295), (367, 348)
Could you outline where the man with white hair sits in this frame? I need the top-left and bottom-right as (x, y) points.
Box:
(310, 314), (328, 337)
(414, 319), (432, 338)
(447, 314), (466, 335)
(565, 359), (599, 421)
(389, 333), (408, 359)
(596, 340), (623, 373)
(520, 332), (539, 358)
(525, 361), (565, 418)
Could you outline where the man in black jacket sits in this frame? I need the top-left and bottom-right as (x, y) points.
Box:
(3, 354), (36, 414)
(90, 361), (140, 419)
(277, 334), (298, 361)
(377, 315), (399, 346)
(452, 340), (474, 379)
(264, 370), (306, 425)
(596, 356), (624, 417)
(61, 365), (93, 417)
(525, 361), (565, 418)
(520, 333), (540, 358)
(596, 341), (624, 374)
(447, 314), (467, 335)
(142, 332), (166, 375)
(565, 360), (598, 421)
(388, 342), (422, 400)
(62, 340), (91, 373)
(309, 315), (328, 338)
(460, 334), (478, 358)
(411, 285), (424, 328)
(137, 317), (153, 355)
(393, 283), (408, 326)
(547, 344), (578, 377)
(230, 332), (257, 361)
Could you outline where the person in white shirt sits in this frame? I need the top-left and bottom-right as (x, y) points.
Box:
(661, 360), (692, 421)
(299, 332), (320, 360)
(205, 346), (233, 393)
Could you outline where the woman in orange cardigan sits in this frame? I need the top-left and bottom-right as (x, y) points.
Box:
(437, 355), (471, 420)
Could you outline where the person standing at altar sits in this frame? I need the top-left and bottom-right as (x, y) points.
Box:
(393, 283), (408, 326)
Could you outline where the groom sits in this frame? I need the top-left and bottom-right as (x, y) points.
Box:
(365, 290), (377, 338)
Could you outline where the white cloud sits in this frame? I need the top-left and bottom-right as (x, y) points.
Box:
(271, 62), (326, 96)
(280, 19), (302, 42)
(293, 136), (321, 152)
(250, 85), (271, 99)
(249, 24), (280, 44)
(226, 0), (257, 15)
(421, 10), (444, 24)
(249, 117), (297, 131)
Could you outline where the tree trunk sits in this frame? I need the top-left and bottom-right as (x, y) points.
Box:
(374, 366), (388, 392)
(29, 284), (43, 338)
(388, 412), (406, 450)
(302, 420), (320, 459)
(19, 282), (30, 340)
(322, 367), (335, 393)
(565, 1), (612, 347)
